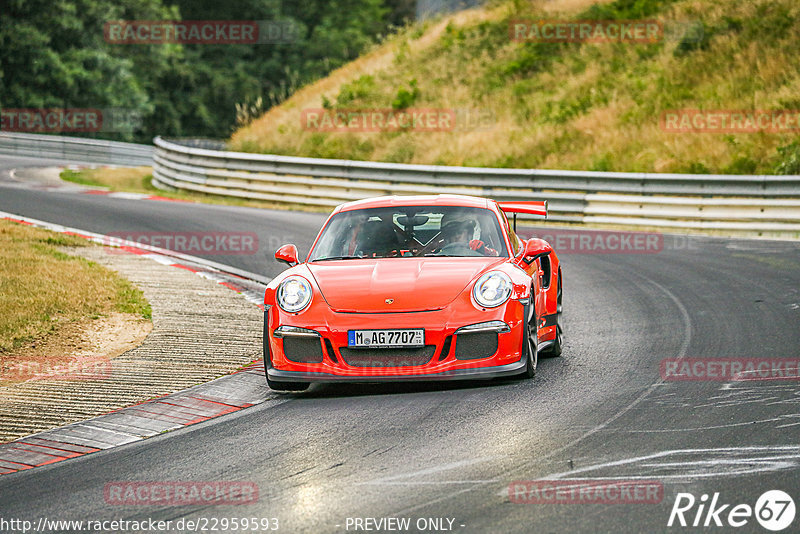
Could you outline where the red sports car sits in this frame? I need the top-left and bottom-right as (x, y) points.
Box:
(263, 195), (562, 391)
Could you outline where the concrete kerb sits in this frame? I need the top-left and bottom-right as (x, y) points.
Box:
(0, 211), (275, 475)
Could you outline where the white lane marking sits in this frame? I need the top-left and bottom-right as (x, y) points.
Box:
(732, 366), (800, 381)
(386, 269), (696, 515)
(532, 275), (693, 459)
(357, 457), (497, 486)
(359, 480), (500, 486)
(494, 445), (800, 496)
(620, 418), (787, 432)
(541, 446), (800, 481)
(107, 192), (150, 200)
(140, 253), (178, 265)
(391, 486), (478, 518)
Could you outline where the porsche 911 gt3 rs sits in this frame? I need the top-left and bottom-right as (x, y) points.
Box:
(263, 195), (562, 391)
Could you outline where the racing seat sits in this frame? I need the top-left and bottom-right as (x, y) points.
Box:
(355, 220), (401, 257)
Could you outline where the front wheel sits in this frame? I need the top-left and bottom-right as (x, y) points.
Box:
(540, 324), (562, 358)
(264, 350), (310, 391)
(519, 304), (538, 379)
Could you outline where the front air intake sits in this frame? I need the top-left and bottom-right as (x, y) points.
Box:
(454, 332), (498, 360)
(339, 346), (436, 367)
(283, 337), (324, 363)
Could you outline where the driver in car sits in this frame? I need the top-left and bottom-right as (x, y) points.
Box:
(438, 212), (499, 256)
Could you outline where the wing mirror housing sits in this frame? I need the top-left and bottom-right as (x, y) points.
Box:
(521, 238), (552, 265)
(275, 244), (299, 267)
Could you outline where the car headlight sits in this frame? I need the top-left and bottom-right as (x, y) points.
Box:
(472, 271), (512, 308)
(277, 276), (313, 313)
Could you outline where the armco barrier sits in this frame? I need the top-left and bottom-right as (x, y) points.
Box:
(153, 137), (800, 235)
(2, 133), (797, 235)
(0, 132), (152, 166)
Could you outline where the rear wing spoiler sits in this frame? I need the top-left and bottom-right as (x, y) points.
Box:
(497, 201), (547, 231)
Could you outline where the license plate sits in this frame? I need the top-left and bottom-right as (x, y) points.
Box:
(347, 329), (424, 348)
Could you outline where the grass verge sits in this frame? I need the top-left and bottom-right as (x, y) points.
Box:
(230, 0), (800, 174)
(0, 220), (151, 355)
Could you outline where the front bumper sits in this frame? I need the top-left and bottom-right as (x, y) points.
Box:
(266, 356), (527, 382)
(264, 298), (530, 383)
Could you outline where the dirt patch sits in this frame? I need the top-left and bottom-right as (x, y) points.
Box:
(0, 313), (151, 389)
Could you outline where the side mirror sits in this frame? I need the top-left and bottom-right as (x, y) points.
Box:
(522, 238), (552, 265)
(275, 244), (299, 267)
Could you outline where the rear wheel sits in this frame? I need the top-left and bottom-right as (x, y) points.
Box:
(540, 272), (563, 358)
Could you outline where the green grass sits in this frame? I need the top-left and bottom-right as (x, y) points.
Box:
(0, 221), (151, 353)
(230, 0), (800, 174)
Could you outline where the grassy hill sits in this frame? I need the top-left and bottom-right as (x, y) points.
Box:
(230, 0), (800, 175)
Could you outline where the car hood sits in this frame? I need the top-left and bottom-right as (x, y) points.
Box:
(308, 258), (503, 312)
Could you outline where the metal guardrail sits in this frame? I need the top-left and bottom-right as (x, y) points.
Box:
(153, 137), (800, 235)
(2, 133), (797, 235)
(0, 132), (152, 166)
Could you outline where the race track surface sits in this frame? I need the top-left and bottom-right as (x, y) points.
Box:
(1, 156), (799, 533)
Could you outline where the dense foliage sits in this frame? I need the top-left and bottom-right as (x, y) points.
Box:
(0, 0), (411, 141)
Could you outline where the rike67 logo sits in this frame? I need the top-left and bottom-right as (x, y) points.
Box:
(668, 490), (795, 531)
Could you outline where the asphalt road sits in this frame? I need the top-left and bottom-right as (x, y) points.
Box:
(0, 157), (326, 278)
(1, 155), (799, 533)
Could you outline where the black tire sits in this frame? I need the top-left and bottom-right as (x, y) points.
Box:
(519, 302), (538, 379)
(540, 325), (563, 358)
(264, 339), (310, 392)
(540, 273), (563, 358)
(266, 373), (310, 392)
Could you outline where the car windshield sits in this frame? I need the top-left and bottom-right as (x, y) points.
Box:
(308, 205), (508, 261)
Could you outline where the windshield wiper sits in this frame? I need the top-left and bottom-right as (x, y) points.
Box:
(310, 255), (363, 262)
